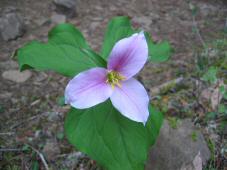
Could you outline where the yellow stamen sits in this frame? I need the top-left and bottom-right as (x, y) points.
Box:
(106, 71), (125, 89)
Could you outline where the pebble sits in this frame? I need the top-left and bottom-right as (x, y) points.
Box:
(2, 70), (32, 83)
(0, 12), (25, 41)
(51, 13), (66, 24)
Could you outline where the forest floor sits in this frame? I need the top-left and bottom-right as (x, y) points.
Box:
(0, 0), (226, 169)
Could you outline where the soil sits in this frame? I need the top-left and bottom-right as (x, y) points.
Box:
(0, 0), (226, 169)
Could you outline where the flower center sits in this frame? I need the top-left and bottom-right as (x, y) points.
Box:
(106, 71), (125, 89)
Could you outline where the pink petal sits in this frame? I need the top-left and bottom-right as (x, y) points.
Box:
(110, 78), (149, 124)
(107, 32), (148, 79)
(65, 68), (112, 109)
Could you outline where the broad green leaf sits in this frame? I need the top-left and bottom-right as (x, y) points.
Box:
(81, 48), (107, 68)
(17, 41), (106, 77)
(101, 16), (172, 62)
(65, 100), (163, 170)
(17, 23), (107, 77)
(145, 32), (173, 62)
(101, 16), (134, 59)
(48, 23), (90, 49)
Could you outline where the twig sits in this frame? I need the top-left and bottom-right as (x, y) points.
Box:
(10, 112), (48, 129)
(150, 77), (184, 95)
(0, 148), (23, 152)
(27, 144), (49, 170)
(0, 132), (15, 135)
(192, 15), (206, 49)
(30, 99), (41, 106)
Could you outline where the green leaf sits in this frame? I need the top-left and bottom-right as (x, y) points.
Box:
(145, 32), (173, 62)
(48, 23), (90, 49)
(16, 23), (107, 77)
(101, 16), (172, 62)
(206, 112), (217, 120)
(202, 66), (218, 84)
(32, 161), (39, 170)
(101, 16), (134, 59)
(65, 100), (163, 170)
(218, 104), (227, 115)
(17, 41), (106, 77)
(81, 48), (107, 68)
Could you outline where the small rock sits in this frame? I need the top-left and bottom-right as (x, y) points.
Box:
(2, 70), (31, 83)
(47, 112), (61, 122)
(43, 140), (60, 161)
(34, 17), (49, 26)
(63, 152), (85, 168)
(54, 0), (76, 9)
(54, 0), (76, 17)
(51, 13), (66, 24)
(0, 12), (25, 41)
(146, 119), (211, 170)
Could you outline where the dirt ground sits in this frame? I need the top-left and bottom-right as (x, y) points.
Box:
(0, 0), (226, 169)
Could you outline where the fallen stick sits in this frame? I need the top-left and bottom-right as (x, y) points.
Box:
(26, 144), (49, 170)
(0, 132), (15, 135)
(150, 77), (184, 96)
(10, 112), (48, 129)
(0, 148), (23, 152)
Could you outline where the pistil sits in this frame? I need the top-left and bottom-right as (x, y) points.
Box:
(106, 71), (125, 89)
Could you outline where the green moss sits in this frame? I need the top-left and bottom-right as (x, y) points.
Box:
(160, 81), (177, 94)
(191, 131), (197, 142)
(167, 117), (179, 129)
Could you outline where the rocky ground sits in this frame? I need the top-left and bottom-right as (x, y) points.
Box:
(0, 0), (226, 170)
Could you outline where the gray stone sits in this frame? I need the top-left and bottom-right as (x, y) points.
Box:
(146, 119), (211, 170)
(47, 112), (61, 122)
(34, 17), (49, 26)
(51, 13), (66, 24)
(54, 0), (76, 17)
(0, 12), (25, 41)
(63, 152), (85, 168)
(54, 0), (76, 9)
(2, 70), (31, 83)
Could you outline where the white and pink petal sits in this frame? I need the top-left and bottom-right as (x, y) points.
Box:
(65, 67), (113, 109)
(107, 32), (148, 79)
(110, 78), (150, 124)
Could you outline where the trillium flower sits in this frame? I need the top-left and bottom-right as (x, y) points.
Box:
(65, 32), (150, 124)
